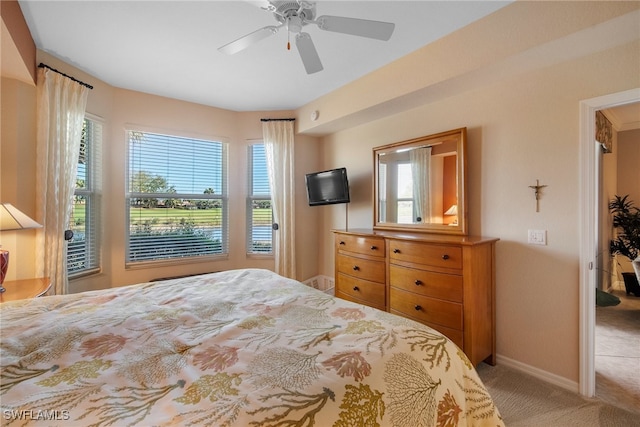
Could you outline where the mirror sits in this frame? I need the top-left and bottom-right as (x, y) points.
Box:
(373, 127), (467, 235)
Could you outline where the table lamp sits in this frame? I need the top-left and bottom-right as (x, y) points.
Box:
(444, 204), (458, 226)
(0, 203), (43, 292)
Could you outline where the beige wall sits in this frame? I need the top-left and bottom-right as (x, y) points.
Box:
(0, 78), (37, 280)
(297, 2), (640, 136)
(2, 0), (639, 391)
(612, 128), (640, 278)
(1, 1), (38, 280)
(2, 49), (322, 292)
(600, 125), (640, 291)
(617, 129), (640, 203)
(1, 0), (36, 83)
(81, 85), (321, 291)
(307, 13), (639, 384)
(599, 124), (618, 291)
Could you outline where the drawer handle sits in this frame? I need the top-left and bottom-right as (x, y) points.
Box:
(414, 305), (422, 311)
(339, 241), (346, 245)
(414, 279), (423, 286)
(442, 254), (450, 260)
(370, 245), (378, 250)
(353, 266), (360, 271)
(393, 248), (401, 254)
(353, 286), (360, 291)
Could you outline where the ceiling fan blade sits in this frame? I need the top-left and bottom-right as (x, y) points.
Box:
(218, 25), (280, 55)
(295, 32), (323, 74)
(244, 0), (275, 11)
(315, 15), (395, 41)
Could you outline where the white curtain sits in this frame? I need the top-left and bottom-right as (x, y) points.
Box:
(262, 120), (296, 279)
(410, 146), (432, 223)
(35, 68), (89, 295)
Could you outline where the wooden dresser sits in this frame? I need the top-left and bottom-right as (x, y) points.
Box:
(334, 229), (498, 366)
(334, 232), (387, 311)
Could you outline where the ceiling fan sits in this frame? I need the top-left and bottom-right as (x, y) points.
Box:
(218, 0), (395, 74)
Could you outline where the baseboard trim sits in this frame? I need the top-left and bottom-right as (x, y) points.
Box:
(307, 278), (580, 394)
(496, 354), (579, 393)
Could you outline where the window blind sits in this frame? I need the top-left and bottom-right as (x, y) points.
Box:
(126, 131), (228, 263)
(68, 117), (102, 276)
(247, 143), (273, 254)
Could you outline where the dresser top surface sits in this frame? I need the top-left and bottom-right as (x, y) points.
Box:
(333, 228), (499, 245)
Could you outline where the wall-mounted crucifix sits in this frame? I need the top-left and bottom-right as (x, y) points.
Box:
(528, 179), (548, 212)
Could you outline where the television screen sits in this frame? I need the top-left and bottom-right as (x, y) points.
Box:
(305, 168), (350, 206)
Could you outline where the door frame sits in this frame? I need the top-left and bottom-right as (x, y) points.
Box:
(579, 88), (640, 397)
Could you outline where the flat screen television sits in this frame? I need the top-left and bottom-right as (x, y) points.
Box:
(305, 167), (350, 206)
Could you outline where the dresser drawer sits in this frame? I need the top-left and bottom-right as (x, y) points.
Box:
(335, 234), (385, 258)
(336, 273), (385, 310)
(389, 265), (462, 303)
(337, 254), (385, 283)
(389, 287), (462, 330)
(388, 240), (462, 270)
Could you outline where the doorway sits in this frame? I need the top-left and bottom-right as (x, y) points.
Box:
(579, 88), (640, 398)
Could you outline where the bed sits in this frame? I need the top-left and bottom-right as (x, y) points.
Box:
(1, 268), (503, 426)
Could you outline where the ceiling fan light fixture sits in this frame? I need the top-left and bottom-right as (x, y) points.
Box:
(287, 16), (303, 34)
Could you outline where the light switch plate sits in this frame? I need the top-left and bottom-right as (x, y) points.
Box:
(528, 229), (547, 245)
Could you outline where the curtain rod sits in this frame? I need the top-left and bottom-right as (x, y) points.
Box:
(261, 118), (295, 122)
(38, 63), (94, 90)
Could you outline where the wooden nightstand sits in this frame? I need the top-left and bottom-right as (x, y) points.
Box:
(0, 277), (51, 303)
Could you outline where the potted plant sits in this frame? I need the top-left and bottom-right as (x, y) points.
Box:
(609, 194), (640, 296)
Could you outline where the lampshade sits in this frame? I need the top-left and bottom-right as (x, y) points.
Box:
(0, 203), (42, 292)
(0, 203), (42, 231)
(444, 205), (458, 216)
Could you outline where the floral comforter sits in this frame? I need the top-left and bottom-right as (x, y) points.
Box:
(0, 268), (503, 426)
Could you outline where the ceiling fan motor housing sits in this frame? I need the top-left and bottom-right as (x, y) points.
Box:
(272, 1), (316, 29)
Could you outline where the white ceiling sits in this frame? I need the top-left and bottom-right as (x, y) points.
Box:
(18, 0), (512, 112)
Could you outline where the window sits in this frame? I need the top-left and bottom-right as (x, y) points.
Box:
(126, 130), (227, 264)
(68, 117), (102, 276)
(396, 162), (414, 223)
(247, 143), (273, 254)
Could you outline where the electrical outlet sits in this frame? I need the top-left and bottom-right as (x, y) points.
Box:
(528, 229), (547, 245)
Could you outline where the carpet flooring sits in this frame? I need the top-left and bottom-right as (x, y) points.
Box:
(476, 363), (640, 426)
(475, 287), (640, 426)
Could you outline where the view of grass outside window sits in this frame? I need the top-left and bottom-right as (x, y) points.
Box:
(247, 143), (273, 254)
(126, 130), (228, 263)
(69, 117), (101, 275)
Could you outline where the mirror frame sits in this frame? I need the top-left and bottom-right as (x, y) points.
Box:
(373, 127), (468, 235)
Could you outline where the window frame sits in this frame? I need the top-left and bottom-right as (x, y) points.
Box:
(68, 115), (102, 278)
(395, 161), (415, 224)
(124, 128), (229, 267)
(247, 142), (273, 257)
